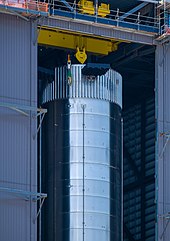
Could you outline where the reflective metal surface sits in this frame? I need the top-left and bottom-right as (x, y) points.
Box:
(42, 65), (122, 241)
(42, 64), (122, 107)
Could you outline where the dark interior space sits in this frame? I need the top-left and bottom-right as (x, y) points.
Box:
(38, 42), (155, 109)
(38, 41), (156, 241)
(98, 42), (155, 108)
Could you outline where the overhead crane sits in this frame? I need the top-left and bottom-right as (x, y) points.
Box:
(0, 0), (166, 62)
(38, 27), (123, 63)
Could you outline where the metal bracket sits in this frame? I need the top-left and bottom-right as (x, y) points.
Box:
(0, 6), (29, 21)
(0, 102), (47, 139)
(159, 132), (170, 158)
(0, 102), (47, 116)
(9, 9), (29, 21)
(35, 24), (43, 46)
(0, 186), (47, 224)
(159, 212), (170, 239)
(33, 108), (47, 139)
(33, 195), (46, 223)
(0, 186), (47, 201)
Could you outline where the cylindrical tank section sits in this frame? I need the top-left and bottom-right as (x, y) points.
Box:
(42, 64), (122, 241)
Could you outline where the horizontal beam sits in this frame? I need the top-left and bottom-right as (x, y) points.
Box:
(0, 186), (47, 201)
(38, 28), (120, 55)
(38, 16), (157, 45)
(0, 102), (47, 115)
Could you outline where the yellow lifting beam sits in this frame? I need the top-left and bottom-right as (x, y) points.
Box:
(78, 0), (110, 17)
(98, 3), (110, 17)
(78, 0), (95, 15)
(38, 28), (120, 56)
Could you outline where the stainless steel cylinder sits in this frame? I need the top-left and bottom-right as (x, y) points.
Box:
(42, 64), (122, 241)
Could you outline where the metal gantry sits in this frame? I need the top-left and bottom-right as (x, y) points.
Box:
(0, 0), (161, 35)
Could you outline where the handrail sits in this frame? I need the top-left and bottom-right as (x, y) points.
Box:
(157, 8), (170, 35)
(49, 0), (159, 30)
(0, 0), (161, 34)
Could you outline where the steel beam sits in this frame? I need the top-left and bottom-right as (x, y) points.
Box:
(141, 101), (146, 241)
(38, 28), (120, 55)
(38, 17), (157, 45)
(60, 0), (73, 11)
(120, 3), (148, 20)
(138, 0), (159, 3)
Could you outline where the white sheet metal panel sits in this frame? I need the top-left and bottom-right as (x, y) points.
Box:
(0, 13), (37, 241)
(155, 44), (170, 241)
(43, 65), (122, 107)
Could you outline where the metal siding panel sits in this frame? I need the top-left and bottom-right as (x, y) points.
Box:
(156, 45), (170, 241)
(0, 14), (37, 241)
(0, 13), (37, 105)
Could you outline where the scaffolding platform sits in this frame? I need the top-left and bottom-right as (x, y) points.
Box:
(0, 0), (48, 16)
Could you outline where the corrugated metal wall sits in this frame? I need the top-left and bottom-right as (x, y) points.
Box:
(123, 98), (155, 241)
(156, 44), (170, 241)
(0, 13), (37, 241)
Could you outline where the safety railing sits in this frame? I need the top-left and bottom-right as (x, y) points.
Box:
(158, 8), (170, 35)
(0, 0), (161, 34)
(49, 0), (159, 33)
(0, 0), (48, 15)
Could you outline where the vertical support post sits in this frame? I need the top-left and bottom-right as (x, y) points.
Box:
(137, 12), (141, 31)
(82, 104), (86, 241)
(116, 8), (119, 27)
(155, 43), (170, 241)
(30, 20), (38, 241)
(121, 118), (123, 241)
(141, 101), (146, 241)
(164, 0), (166, 34)
(73, 0), (76, 18)
(53, 0), (54, 15)
(95, 0), (98, 22)
(39, 124), (42, 241)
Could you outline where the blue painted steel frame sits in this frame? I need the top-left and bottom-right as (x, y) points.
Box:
(119, 2), (148, 20)
(0, 3), (158, 33)
(51, 9), (159, 33)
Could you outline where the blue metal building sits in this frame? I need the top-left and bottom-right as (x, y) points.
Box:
(0, 0), (170, 241)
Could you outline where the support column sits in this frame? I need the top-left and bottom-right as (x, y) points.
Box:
(155, 43), (170, 241)
(0, 13), (37, 241)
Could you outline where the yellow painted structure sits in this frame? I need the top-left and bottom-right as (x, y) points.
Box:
(78, 0), (95, 15)
(98, 3), (110, 17)
(38, 28), (119, 56)
(75, 47), (87, 64)
(77, 0), (110, 17)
